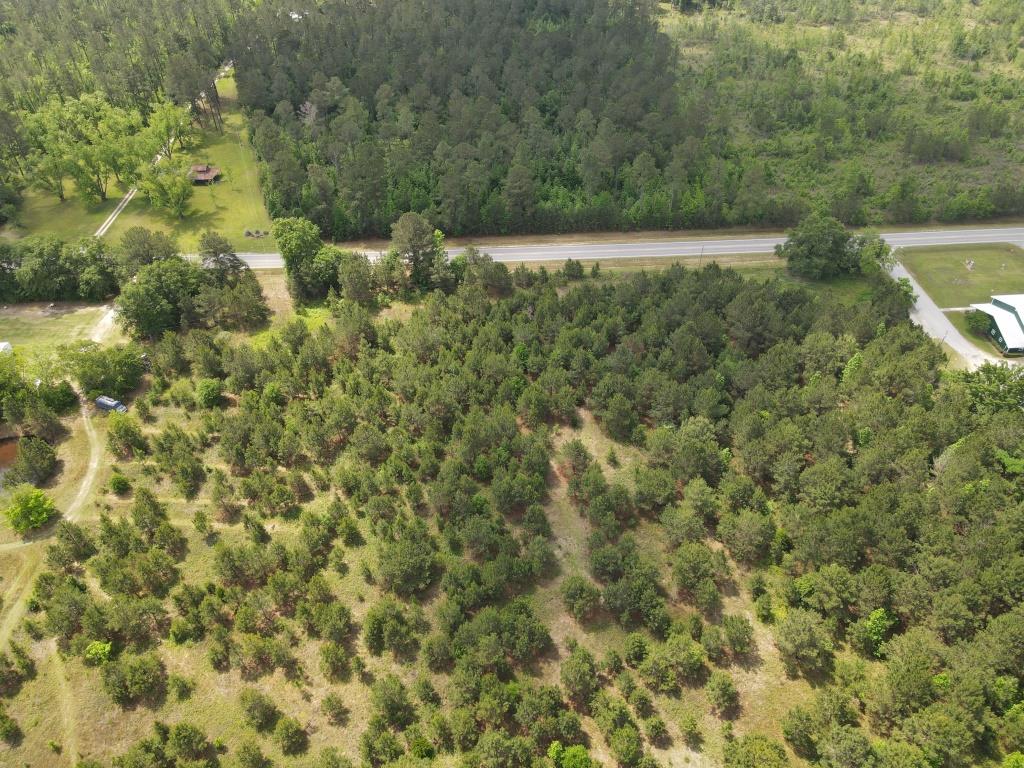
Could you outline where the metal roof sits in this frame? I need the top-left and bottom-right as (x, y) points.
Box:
(971, 300), (1024, 349)
(993, 294), (1024, 317)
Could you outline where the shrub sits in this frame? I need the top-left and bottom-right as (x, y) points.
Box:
(965, 310), (991, 337)
(782, 706), (817, 759)
(109, 473), (131, 495)
(562, 575), (601, 621)
(522, 504), (552, 538)
(168, 674), (194, 700)
(364, 598), (418, 657)
(701, 625), (725, 665)
(706, 670), (739, 717)
(320, 641), (351, 681)
(275, 715), (308, 755)
(84, 640), (112, 666)
(377, 518), (437, 596)
(722, 615), (755, 657)
(236, 741), (271, 768)
(240, 687), (279, 731)
(561, 645), (599, 706)
(609, 724), (643, 768)
(372, 674), (416, 729)
(101, 652), (166, 706)
(628, 687), (653, 717)
(167, 722), (209, 760)
(680, 711), (702, 747)
(624, 633), (649, 666)
(322, 692), (349, 725)
(645, 715), (668, 744)
(724, 734), (790, 768)
(318, 747), (355, 768)
(754, 594), (774, 623)
(194, 378), (223, 408)
(849, 608), (896, 658)
(775, 609), (834, 677)
(4, 484), (57, 534)
(0, 702), (21, 745)
(107, 412), (147, 458)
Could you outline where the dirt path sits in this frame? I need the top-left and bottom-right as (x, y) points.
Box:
(0, 549), (41, 646)
(88, 306), (116, 343)
(0, 308), (112, 643)
(0, 398), (102, 649)
(53, 646), (79, 765)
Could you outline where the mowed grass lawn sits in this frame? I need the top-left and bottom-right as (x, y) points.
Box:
(901, 243), (1024, 308)
(0, 180), (128, 243)
(106, 74), (276, 254)
(0, 303), (122, 354)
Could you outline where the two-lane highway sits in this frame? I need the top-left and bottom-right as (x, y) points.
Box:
(235, 225), (1024, 268)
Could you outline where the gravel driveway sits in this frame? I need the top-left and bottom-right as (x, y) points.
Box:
(891, 262), (1007, 370)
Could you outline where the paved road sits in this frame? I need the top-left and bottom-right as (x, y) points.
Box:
(236, 225), (1024, 268)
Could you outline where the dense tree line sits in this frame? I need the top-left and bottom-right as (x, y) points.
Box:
(0, 225), (268, 328)
(232, 0), (1024, 239)
(5, 0), (1024, 234)
(3, 0), (1024, 235)
(234, 0), (688, 238)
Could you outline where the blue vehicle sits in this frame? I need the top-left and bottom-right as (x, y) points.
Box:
(95, 396), (128, 413)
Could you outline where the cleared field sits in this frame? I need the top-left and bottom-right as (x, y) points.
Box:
(0, 303), (122, 354)
(247, 270), (331, 346)
(900, 244), (1024, 308)
(106, 75), (275, 254)
(0, 183), (125, 243)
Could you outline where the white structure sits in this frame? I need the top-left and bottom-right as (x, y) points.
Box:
(969, 295), (1024, 356)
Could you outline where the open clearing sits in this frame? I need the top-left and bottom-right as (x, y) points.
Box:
(247, 270), (332, 345)
(900, 243), (1024, 308)
(0, 182), (126, 243)
(0, 303), (124, 353)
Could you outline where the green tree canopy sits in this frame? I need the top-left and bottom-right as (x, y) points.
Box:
(4, 484), (57, 534)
